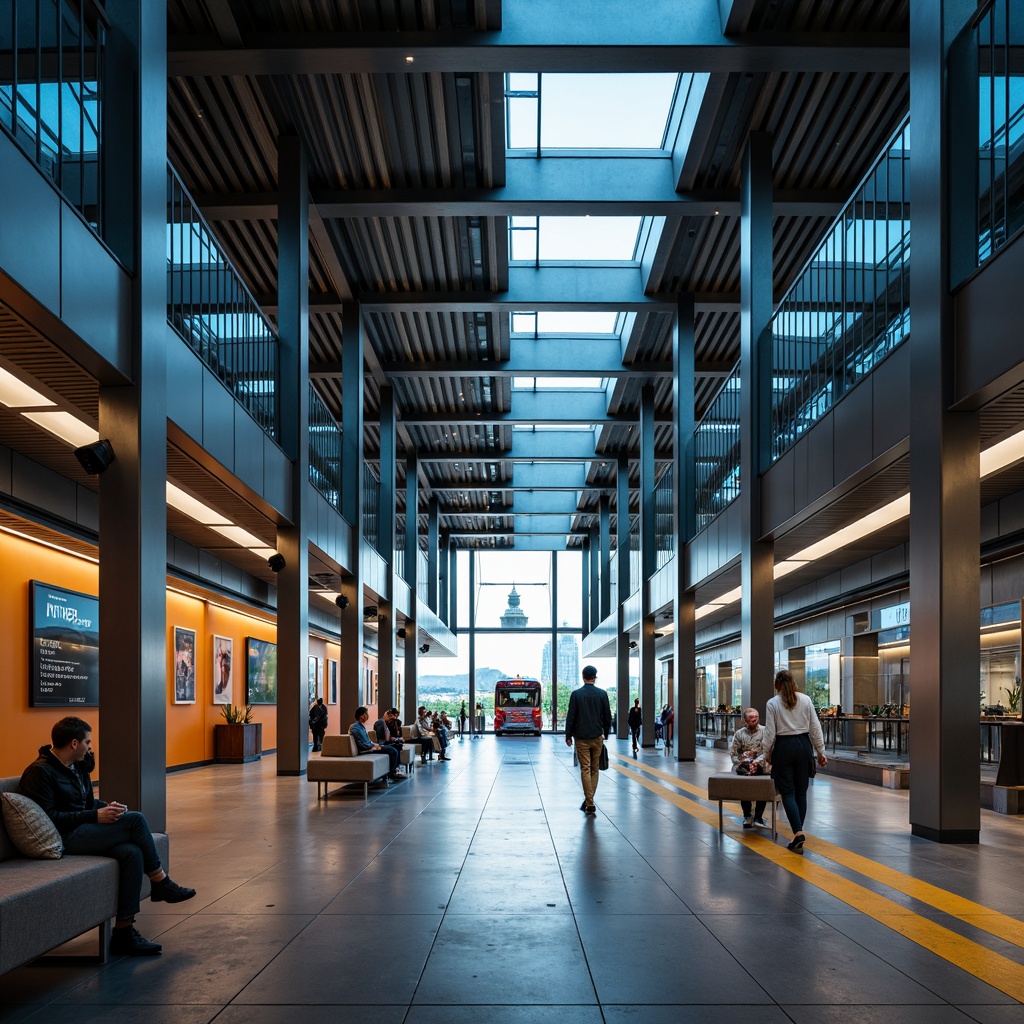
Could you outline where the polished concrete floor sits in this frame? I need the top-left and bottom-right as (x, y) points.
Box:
(2, 735), (1024, 1023)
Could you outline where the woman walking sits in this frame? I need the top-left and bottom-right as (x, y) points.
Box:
(762, 669), (827, 854)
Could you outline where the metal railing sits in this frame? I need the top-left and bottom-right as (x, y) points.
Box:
(628, 517), (640, 596)
(770, 116), (911, 463)
(167, 163), (279, 438)
(0, 0), (105, 231)
(654, 463), (675, 569)
(417, 550), (429, 606)
(363, 463), (380, 554)
(308, 384), (342, 509)
(951, 0), (1024, 279)
(694, 367), (741, 533)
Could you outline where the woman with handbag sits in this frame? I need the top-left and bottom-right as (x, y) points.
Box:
(762, 669), (828, 854)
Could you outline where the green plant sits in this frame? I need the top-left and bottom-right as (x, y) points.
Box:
(1004, 682), (1022, 714)
(220, 704), (254, 724)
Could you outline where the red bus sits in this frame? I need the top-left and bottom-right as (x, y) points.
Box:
(494, 677), (543, 736)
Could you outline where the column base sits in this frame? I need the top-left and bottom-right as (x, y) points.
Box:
(910, 823), (980, 844)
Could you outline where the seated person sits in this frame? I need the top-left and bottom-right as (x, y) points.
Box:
(350, 707), (403, 781)
(430, 711), (452, 759)
(19, 716), (196, 958)
(373, 708), (406, 774)
(417, 707), (449, 762)
(729, 707), (768, 828)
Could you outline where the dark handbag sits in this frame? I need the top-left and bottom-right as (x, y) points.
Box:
(599, 744), (609, 770)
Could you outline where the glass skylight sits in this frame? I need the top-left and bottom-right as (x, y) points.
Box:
(506, 73), (679, 151)
(513, 377), (606, 389)
(510, 216), (642, 263)
(511, 311), (621, 336)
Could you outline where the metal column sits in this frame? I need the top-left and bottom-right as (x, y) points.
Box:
(639, 383), (657, 746)
(740, 132), (776, 715)
(377, 385), (397, 712)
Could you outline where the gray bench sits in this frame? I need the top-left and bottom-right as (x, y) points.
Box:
(706, 772), (781, 839)
(307, 735), (393, 800)
(0, 776), (169, 975)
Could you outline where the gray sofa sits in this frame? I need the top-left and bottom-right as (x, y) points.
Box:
(0, 776), (169, 975)
(307, 735), (393, 799)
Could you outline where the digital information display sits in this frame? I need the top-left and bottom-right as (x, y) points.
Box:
(29, 581), (100, 707)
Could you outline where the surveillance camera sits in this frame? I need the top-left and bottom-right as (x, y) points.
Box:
(419, 643), (430, 654)
(74, 439), (116, 475)
(335, 594), (349, 609)
(397, 628), (407, 639)
(268, 553), (286, 572)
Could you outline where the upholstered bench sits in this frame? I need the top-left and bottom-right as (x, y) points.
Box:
(307, 735), (392, 800)
(0, 776), (169, 975)
(404, 723), (439, 761)
(706, 772), (780, 839)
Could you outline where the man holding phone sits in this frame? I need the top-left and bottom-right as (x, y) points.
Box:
(20, 716), (196, 957)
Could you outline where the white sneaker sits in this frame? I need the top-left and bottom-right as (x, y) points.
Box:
(753, 817), (767, 827)
(742, 816), (753, 828)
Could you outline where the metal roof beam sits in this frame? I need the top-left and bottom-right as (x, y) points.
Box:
(310, 338), (732, 379)
(168, 0), (907, 76)
(403, 391), (636, 426)
(196, 171), (844, 221)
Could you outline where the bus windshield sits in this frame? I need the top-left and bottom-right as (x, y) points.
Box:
(494, 678), (543, 735)
(497, 688), (540, 708)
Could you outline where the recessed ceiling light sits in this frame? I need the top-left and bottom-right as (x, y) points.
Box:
(405, 55), (414, 63)
(22, 410), (98, 447)
(0, 366), (54, 408)
(166, 482), (232, 526)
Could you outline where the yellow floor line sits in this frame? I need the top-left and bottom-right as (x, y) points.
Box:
(608, 755), (1024, 1003)
(610, 754), (1024, 949)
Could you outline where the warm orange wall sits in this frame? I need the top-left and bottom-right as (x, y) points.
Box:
(0, 528), (343, 776)
(0, 531), (101, 778)
(166, 592), (279, 767)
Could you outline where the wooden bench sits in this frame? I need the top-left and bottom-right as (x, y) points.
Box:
(0, 776), (169, 975)
(706, 772), (781, 839)
(307, 735), (393, 800)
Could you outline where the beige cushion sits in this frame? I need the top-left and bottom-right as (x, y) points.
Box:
(321, 734), (358, 757)
(1, 793), (63, 859)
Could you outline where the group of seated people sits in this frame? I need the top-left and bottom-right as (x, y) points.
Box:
(347, 705), (455, 777)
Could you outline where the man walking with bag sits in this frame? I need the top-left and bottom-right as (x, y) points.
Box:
(564, 665), (612, 816)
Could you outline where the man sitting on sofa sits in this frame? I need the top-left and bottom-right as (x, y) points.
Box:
(350, 707), (403, 781)
(19, 716), (196, 957)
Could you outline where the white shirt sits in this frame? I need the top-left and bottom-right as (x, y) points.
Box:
(763, 692), (825, 758)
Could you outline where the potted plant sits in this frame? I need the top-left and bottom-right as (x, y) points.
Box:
(214, 704), (262, 763)
(1004, 681), (1022, 716)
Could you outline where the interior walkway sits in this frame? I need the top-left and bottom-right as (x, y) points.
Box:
(2, 735), (1023, 1023)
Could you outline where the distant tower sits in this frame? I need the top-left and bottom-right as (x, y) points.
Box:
(500, 585), (529, 629)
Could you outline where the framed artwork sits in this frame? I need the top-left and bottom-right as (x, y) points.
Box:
(213, 635), (233, 705)
(308, 655), (320, 704)
(246, 638), (277, 704)
(29, 581), (99, 707)
(173, 626), (197, 704)
(327, 659), (338, 705)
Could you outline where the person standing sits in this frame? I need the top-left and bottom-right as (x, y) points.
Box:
(627, 698), (642, 755)
(308, 696), (328, 752)
(458, 700), (468, 738)
(729, 707), (768, 827)
(762, 669), (828, 854)
(564, 665), (612, 815)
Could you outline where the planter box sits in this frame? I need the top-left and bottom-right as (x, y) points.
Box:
(214, 722), (262, 763)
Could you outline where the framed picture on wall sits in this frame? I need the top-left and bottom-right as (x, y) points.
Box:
(308, 656), (320, 705)
(246, 638), (277, 704)
(327, 659), (338, 704)
(213, 635), (233, 705)
(173, 626), (197, 704)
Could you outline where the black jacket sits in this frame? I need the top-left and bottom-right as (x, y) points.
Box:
(565, 683), (612, 741)
(19, 746), (106, 837)
(627, 706), (642, 728)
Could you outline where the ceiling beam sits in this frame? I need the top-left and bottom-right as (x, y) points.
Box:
(168, 0), (907, 77)
(195, 165), (846, 220)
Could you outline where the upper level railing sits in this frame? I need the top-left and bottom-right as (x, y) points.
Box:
(654, 463), (675, 570)
(951, 0), (1024, 283)
(417, 550), (429, 606)
(363, 463), (380, 555)
(167, 163), (279, 438)
(694, 367), (741, 533)
(308, 384), (342, 509)
(0, 0), (105, 232)
(770, 116), (911, 463)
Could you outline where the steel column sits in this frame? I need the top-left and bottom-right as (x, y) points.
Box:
(908, 0), (980, 843)
(739, 132), (776, 715)
(403, 453), (419, 725)
(97, 0), (167, 825)
(673, 294), (697, 761)
(639, 383), (657, 746)
(377, 386), (397, 710)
